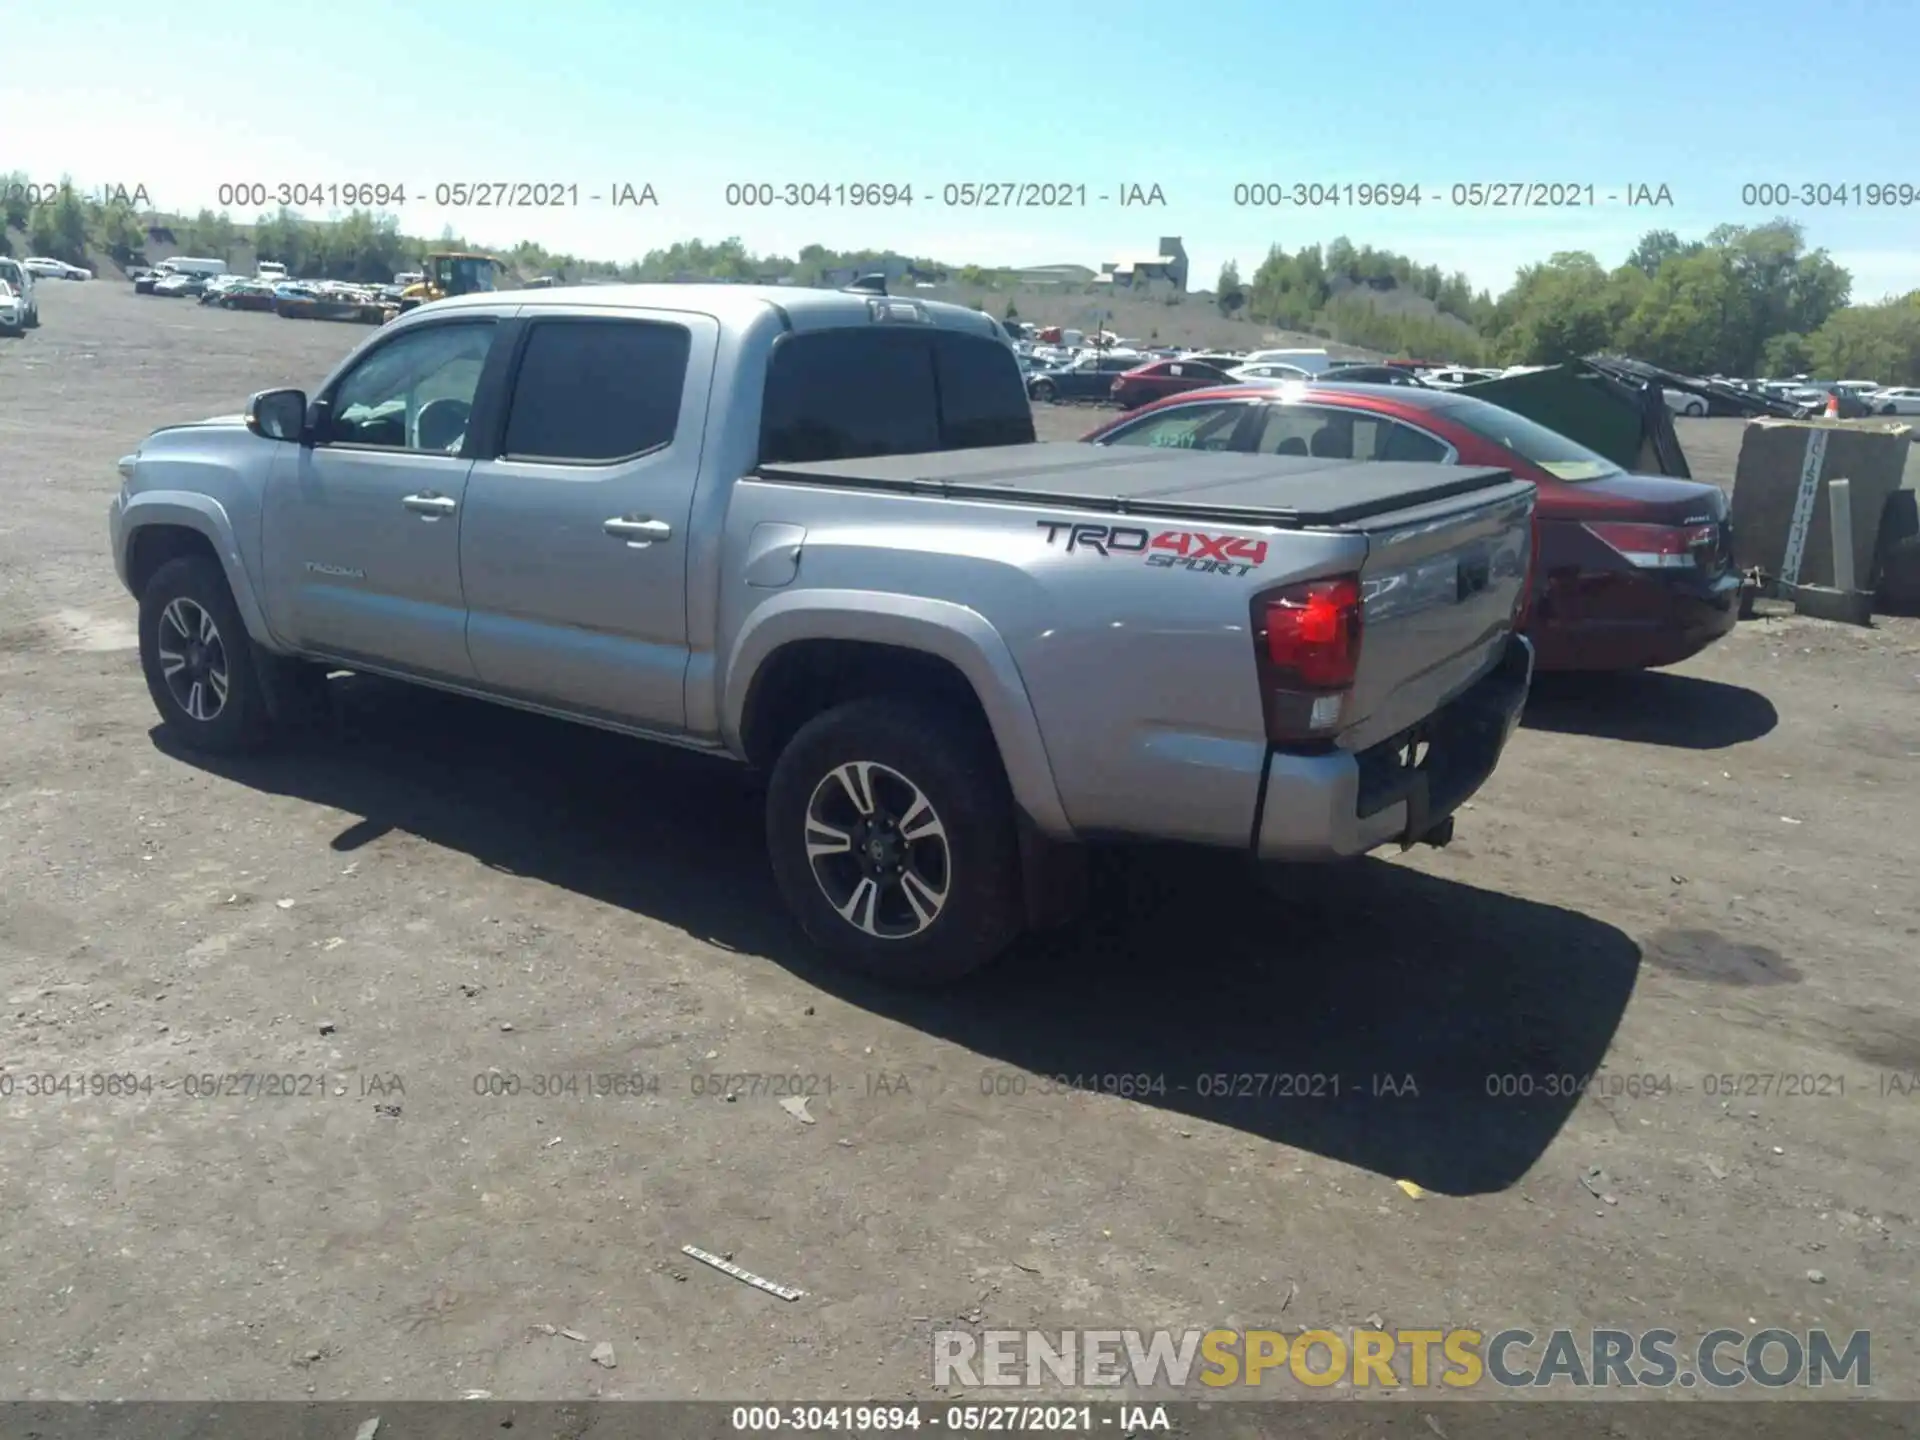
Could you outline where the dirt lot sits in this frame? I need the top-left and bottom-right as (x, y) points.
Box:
(2, 282), (1918, 1405)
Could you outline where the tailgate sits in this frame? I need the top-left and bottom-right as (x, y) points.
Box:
(1342, 479), (1536, 753)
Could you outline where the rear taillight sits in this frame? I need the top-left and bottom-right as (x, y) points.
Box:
(1583, 520), (1718, 569)
(1251, 575), (1364, 742)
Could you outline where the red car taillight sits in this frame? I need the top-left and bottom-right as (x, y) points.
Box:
(1583, 520), (1718, 569)
(1251, 575), (1364, 742)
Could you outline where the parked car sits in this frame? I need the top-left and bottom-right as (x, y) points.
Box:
(217, 280), (279, 312)
(1867, 386), (1920, 416)
(1421, 368), (1499, 389)
(1026, 351), (1141, 402)
(199, 275), (250, 305)
(0, 256), (42, 334)
(1226, 362), (1315, 383)
(1662, 388), (1708, 418)
(1110, 358), (1241, 408)
(1083, 383), (1739, 672)
(1240, 348), (1332, 375)
(22, 256), (91, 280)
(109, 283), (1535, 983)
(1175, 351), (1247, 371)
(151, 272), (201, 297)
(1320, 364), (1430, 387)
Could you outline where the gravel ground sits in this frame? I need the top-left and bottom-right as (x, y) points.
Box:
(2, 282), (1918, 1405)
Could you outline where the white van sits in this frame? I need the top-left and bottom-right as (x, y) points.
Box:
(256, 260), (288, 283)
(159, 257), (229, 279)
(1241, 347), (1332, 375)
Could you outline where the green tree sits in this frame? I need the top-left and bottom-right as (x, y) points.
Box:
(1759, 332), (1814, 376)
(1616, 248), (1744, 374)
(1810, 293), (1920, 385)
(1625, 229), (1697, 277)
(0, 171), (30, 232)
(1496, 252), (1619, 364)
(98, 203), (146, 264)
(1216, 259), (1243, 316)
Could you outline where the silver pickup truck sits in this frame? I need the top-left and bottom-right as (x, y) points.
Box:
(109, 283), (1536, 983)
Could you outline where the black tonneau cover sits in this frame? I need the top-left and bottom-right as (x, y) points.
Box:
(754, 442), (1518, 529)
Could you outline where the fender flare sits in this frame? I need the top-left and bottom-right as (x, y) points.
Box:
(721, 590), (1074, 839)
(118, 491), (277, 647)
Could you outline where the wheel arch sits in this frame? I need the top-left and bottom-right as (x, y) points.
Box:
(723, 592), (1074, 839)
(120, 494), (276, 646)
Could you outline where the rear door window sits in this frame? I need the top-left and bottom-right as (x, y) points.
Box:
(759, 326), (1033, 462)
(1253, 404), (1353, 458)
(760, 328), (941, 462)
(501, 318), (692, 462)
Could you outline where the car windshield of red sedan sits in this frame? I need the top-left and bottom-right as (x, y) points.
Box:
(1430, 398), (1623, 482)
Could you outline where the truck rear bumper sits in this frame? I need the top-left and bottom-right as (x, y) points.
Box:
(1253, 634), (1533, 861)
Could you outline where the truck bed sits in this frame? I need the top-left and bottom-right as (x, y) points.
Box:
(755, 442), (1519, 528)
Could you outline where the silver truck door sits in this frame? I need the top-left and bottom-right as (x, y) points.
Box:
(260, 317), (499, 679)
(459, 308), (717, 731)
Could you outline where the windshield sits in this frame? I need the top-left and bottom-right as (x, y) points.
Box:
(1431, 397), (1625, 481)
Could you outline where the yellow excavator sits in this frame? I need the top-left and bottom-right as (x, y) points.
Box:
(398, 252), (512, 312)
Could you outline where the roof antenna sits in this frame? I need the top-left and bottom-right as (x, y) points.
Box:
(843, 273), (888, 296)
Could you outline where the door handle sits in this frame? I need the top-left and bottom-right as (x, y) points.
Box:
(604, 516), (673, 544)
(402, 492), (457, 517)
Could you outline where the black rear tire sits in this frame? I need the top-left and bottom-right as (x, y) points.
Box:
(1030, 380), (1055, 402)
(138, 555), (272, 753)
(766, 697), (1025, 985)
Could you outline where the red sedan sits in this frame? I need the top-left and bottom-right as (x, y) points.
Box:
(1082, 383), (1741, 672)
(1109, 358), (1240, 409)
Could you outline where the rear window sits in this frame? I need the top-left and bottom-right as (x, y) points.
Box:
(1431, 397), (1623, 481)
(759, 326), (1034, 463)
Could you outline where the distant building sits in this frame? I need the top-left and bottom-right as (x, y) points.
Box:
(1007, 262), (1098, 288)
(821, 254), (922, 288)
(1094, 236), (1189, 293)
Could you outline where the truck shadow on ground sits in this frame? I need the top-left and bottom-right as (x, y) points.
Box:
(1522, 670), (1777, 749)
(156, 675), (1643, 1197)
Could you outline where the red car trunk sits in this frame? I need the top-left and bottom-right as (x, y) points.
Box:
(1081, 384), (1741, 672)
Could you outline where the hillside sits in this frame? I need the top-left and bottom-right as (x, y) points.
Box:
(914, 283), (1384, 358)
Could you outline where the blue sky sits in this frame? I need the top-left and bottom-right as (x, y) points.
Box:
(7, 0), (1916, 301)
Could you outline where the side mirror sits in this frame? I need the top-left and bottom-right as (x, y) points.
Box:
(246, 388), (308, 442)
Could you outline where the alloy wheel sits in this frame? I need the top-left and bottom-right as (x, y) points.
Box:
(804, 761), (951, 938)
(156, 597), (231, 722)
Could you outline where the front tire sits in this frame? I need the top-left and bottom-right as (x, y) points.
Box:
(23, 305), (38, 329)
(1030, 380), (1055, 403)
(138, 556), (271, 753)
(766, 697), (1025, 985)
(1684, 401), (1705, 417)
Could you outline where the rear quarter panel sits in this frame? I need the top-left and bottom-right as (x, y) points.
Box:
(717, 479), (1365, 847)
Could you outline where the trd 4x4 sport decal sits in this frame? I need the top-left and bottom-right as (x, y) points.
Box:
(1036, 520), (1268, 576)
